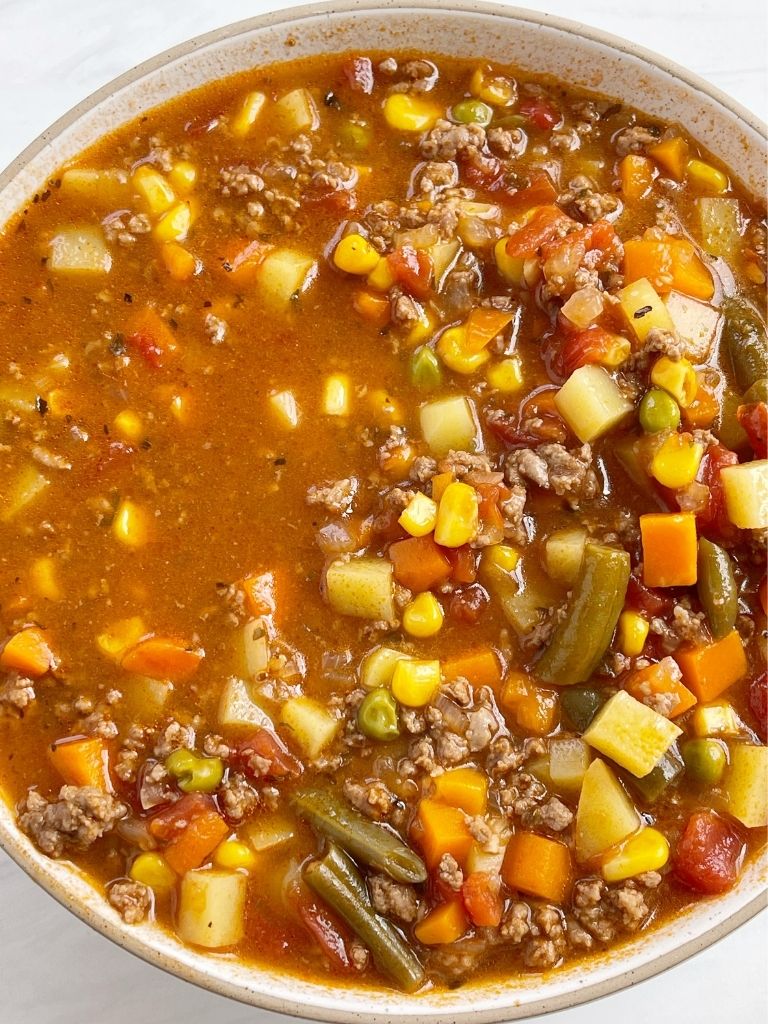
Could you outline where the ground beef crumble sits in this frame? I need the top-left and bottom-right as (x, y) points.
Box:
(108, 879), (152, 924)
(19, 786), (127, 857)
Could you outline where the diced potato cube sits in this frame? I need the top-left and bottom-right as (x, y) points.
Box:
(584, 690), (682, 778)
(575, 758), (641, 862)
(234, 618), (270, 679)
(360, 646), (411, 689)
(322, 373), (351, 416)
(275, 88), (319, 134)
(554, 366), (634, 444)
(177, 869), (246, 948)
(663, 291), (721, 362)
(231, 90), (267, 137)
(242, 814), (296, 853)
(218, 676), (272, 729)
(326, 557), (395, 621)
(543, 528), (587, 585)
(720, 460), (768, 529)
(60, 168), (129, 206)
(124, 675), (173, 717)
(268, 389), (300, 429)
(561, 286), (604, 329)
(550, 737), (591, 793)
(95, 616), (147, 662)
(696, 197), (742, 262)
(259, 248), (317, 306)
(725, 744), (768, 828)
(1, 464), (50, 521)
(617, 277), (675, 342)
(691, 700), (741, 738)
(419, 396), (482, 456)
(279, 695), (339, 758)
(430, 239), (461, 289)
(49, 226), (112, 274)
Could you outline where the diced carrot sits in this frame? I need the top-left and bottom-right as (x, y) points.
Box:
(161, 805), (229, 875)
(640, 512), (698, 588)
(416, 798), (474, 869)
(125, 307), (178, 368)
(352, 289), (390, 327)
(0, 627), (55, 678)
(619, 154), (654, 201)
(217, 238), (272, 286)
(121, 636), (204, 682)
(48, 737), (110, 790)
(442, 649), (502, 689)
(648, 137), (689, 181)
(241, 571), (276, 617)
(389, 535), (451, 592)
(506, 205), (573, 259)
(161, 242), (198, 282)
(623, 236), (713, 300)
(464, 308), (514, 354)
(387, 246), (432, 299)
(502, 832), (572, 903)
(501, 672), (560, 735)
(682, 380), (719, 429)
(503, 170), (558, 213)
(462, 871), (503, 927)
(432, 767), (488, 815)
(624, 660), (697, 718)
(414, 899), (468, 945)
(444, 545), (477, 584)
(675, 630), (748, 702)
(475, 483), (505, 542)
(430, 471), (454, 502)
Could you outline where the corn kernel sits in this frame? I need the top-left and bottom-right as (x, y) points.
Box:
(213, 839), (257, 870)
(333, 233), (379, 275)
(367, 256), (397, 292)
(437, 326), (490, 375)
(391, 658), (441, 707)
(132, 165), (176, 216)
(129, 851), (176, 891)
(405, 307), (435, 347)
(322, 374), (351, 417)
(650, 433), (704, 489)
(486, 356), (523, 393)
(161, 242), (199, 282)
(95, 616), (147, 661)
(399, 492), (439, 537)
(383, 94), (441, 132)
(269, 390), (300, 429)
(691, 700), (741, 737)
(112, 499), (152, 548)
(686, 159), (728, 194)
(29, 556), (61, 602)
(470, 66), (515, 106)
(112, 409), (144, 444)
(368, 389), (404, 427)
(650, 356), (698, 408)
(482, 543), (520, 573)
(601, 827), (669, 883)
(153, 200), (196, 243)
(169, 392), (191, 424)
(617, 610), (649, 657)
(230, 90), (267, 138)
(403, 592), (445, 638)
(167, 160), (198, 195)
(434, 481), (479, 548)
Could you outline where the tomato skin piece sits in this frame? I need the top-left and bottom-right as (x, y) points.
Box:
(736, 401), (768, 458)
(387, 245), (432, 299)
(236, 728), (303, 780)
(518, 97), (562, 131)
(448, 583), (490, 624)
(554, 326), (621, 378)
(462, 871), (503, 927)
(626, 574), (671, 617)
(673, 810), (745, 895)
(696, 444), (739, 540)
(295, 891), (355, 971)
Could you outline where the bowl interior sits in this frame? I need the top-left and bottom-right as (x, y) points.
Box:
(0, 3), (765, 1021)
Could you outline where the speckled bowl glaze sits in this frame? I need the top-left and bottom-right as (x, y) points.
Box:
(0, 3), (765, 1020)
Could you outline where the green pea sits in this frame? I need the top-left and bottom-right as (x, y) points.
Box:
(358, 688), (400, 742)
(166, 748), (224, 793)
(452, 99), (493, 127)
(682, 738), (727, 785)
(639, 388), (681, 433)
(409, 346), (443, 391)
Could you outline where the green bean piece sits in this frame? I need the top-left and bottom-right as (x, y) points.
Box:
(358, 688), (400, 742)
(722, 298), (768, 391)
(627, 743), (684, 802)
(409, 346), (443, 391)
(166, 748), (224, 793)
(304, 844), (425, 992)
(697, 538), (738, 639)
(639, 388), (681, 433)
(452, 98), (493, 126)
(681, 738), (727, 785)
(292, 787), (427, 884)
(561, 687), (607, 732)
(535, 544), (631, 685)
(743, 377), (768, 405)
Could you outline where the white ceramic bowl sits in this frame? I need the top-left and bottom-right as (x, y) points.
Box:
(0, 3), (765, 1020)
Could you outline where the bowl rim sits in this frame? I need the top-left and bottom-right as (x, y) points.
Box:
(0, 2), (766, 1021)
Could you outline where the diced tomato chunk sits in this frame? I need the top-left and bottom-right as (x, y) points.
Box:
(462, 871), (503, 927)
(626, 573), (672, 616)
(448, 583), (490, 624)
(148, 792), (216, 842)
(236, 728), (303, 780)
(295, 890), (355, 971)
(673, 810), (745, 894)
(518, 97), (562, 131)
(554, 326), (622, 377)
(460, 153), (503, 191)
(387, 245), (432, 299)
(501, 170), (558, 212)
(696, 444), (739, 539)
(444, 544), (478, 584)
(125, 308), (178, 368)
(736, 401), (768, 458)
(505, 205), (572, 259)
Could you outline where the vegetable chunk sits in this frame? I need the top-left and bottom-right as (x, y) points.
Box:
(583, 690), (682, 778)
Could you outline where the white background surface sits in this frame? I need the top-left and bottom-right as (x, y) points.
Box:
(0, 0), (766, 1021)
